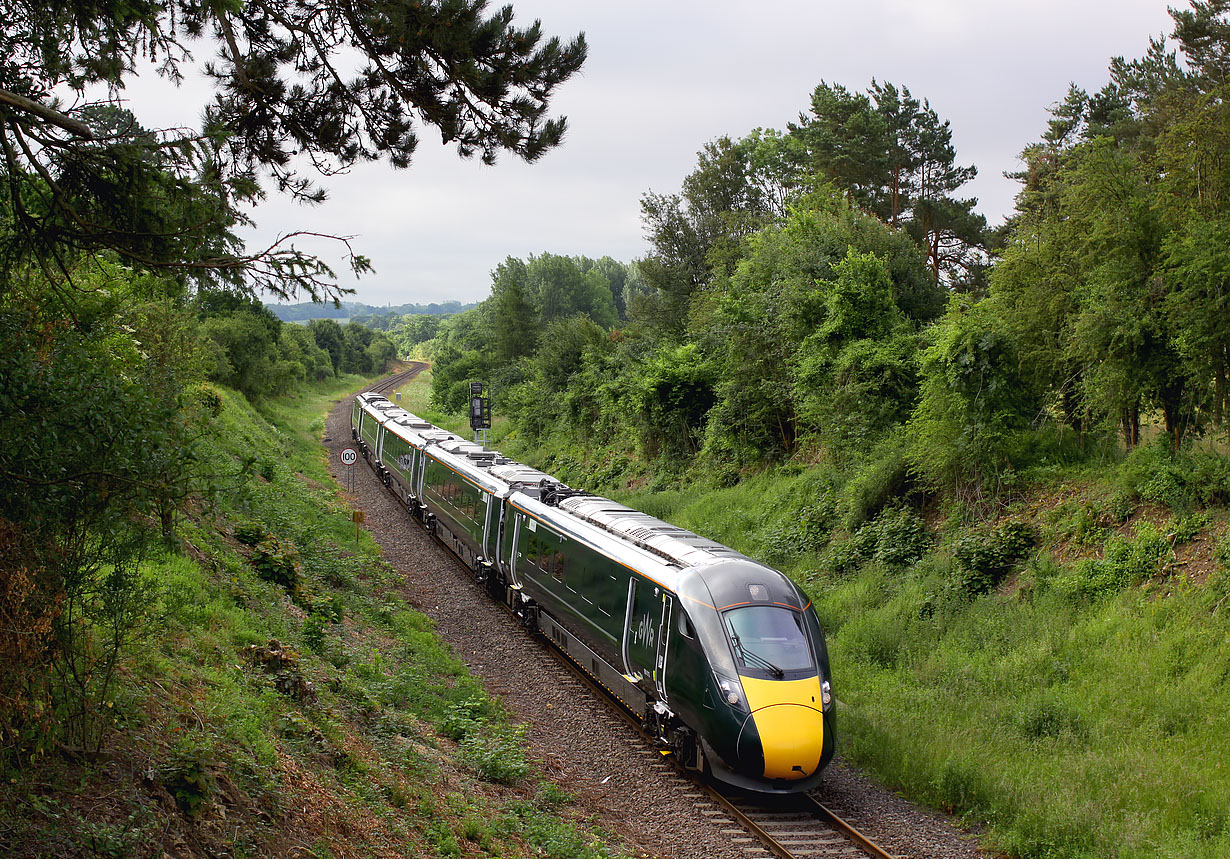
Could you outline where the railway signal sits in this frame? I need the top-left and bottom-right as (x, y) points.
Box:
(469, 381), (491, 446)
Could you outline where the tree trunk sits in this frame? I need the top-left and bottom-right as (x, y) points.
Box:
(1121, 405), (1140, 449)
(1215, 349), (1227, 428)
(891, 169), (900, 227)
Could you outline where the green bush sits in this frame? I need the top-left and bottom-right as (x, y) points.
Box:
(819, 538), (864, 577)
(1118, 438), (1230, 512)
(233, 522), (268, 546)
(249, 536), (302, 592)
(161, 740), (217, 818)
(1055, 522), (1170, 601)
(440, 696), (491, 741)
(867, 507), (931, 568)
(461, 728), (530, 785)
(826, 507), (930, 575)
(757, 498), (837, 564)
(951, 520), (1036, 596)
(838, 435), (910, 530)
(1216, 532), (1230, 571)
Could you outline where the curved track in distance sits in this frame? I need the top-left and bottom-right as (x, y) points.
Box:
(366, 361), (429, 398)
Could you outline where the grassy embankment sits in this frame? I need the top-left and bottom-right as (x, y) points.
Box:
(0, 373), (626, 859)
(395, 367), (1230, 859)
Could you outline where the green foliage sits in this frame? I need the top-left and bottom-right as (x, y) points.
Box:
(864, 507), (932, 569)
(0, 270), (218, 754)
(694, 191), (937, 467)
(1, 0), (586, 300)
(460, 728), (531, 785)
(907, 296), (1040, 509)
(198, 294), (395, 396)
(790, 79), (987, 287)
(233, 522), (269, 547)
(248, 536), (303, 592)
(820, 506), (930, 575)
(1055, 522), (1172, 601)
(836, 433), (912, 531)
(1117, 437), (1230, 511)
(637, 343), (717, 459)
(161, 739), (218, 818)
(951, 521), (1037, 596)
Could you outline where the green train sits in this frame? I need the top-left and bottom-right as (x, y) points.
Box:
(352, 391), (835, 792)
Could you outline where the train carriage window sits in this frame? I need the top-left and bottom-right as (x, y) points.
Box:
(524, 526), (541, 570)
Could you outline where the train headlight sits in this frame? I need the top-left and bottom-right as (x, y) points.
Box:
(820, 680), (832, 709)
(718, 678), (746, 710)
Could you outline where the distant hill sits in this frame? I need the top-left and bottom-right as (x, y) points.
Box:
(268, 299), (475, 322)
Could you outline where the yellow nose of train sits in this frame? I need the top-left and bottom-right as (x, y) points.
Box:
(738, 675), (826, 779)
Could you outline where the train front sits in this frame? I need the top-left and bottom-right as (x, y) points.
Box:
(676, 562), (835, 793)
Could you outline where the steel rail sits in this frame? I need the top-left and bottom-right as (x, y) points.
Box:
(805, 793), (898, 859)
(366, 360), (428, 397)
(701, 788), (797, 859)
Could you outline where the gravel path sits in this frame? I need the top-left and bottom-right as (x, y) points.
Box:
(325, 391), (998, 859)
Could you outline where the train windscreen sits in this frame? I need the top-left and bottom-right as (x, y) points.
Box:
(723, 606), (813, 675)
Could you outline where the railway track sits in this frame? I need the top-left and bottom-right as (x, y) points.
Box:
(709, 790), (896, 859)
(366, 360), (428, 397)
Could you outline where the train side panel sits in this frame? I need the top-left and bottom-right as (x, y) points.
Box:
(505, 504), (682, 702)
(420, 452), (495, 570)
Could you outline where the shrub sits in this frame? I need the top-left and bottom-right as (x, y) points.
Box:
(1055, 522), (1170, 601)
(820, 538), (863, 576)
(249, 536), (302, 591)
(1118, 438), (1230, 512)
(232, 522), (268, 546)
(461, 728), (530, 785)
(838, 436), (910, 530)
(161, 740), (217, 818)
(867, 507), (931, 568)
(1216, 532), (1230, 571)
(951, 521), (1037, 596)
(757, 499), (837, 564)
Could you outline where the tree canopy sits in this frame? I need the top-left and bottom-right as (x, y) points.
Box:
(0, 0), (586, 300)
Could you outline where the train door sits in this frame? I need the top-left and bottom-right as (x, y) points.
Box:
(505, 512), (523, 587)
(481, 494), (494, 561)
(623, 579), (672, 700)
(414, 449), (426, 500)
(656, 597), (673, 703)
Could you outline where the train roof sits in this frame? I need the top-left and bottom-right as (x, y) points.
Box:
(556, 496), (749, 569)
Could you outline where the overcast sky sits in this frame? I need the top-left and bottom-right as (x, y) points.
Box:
(127, 0), (1181, 307)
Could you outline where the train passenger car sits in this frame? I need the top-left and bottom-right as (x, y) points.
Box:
(349, 392), (835, 792)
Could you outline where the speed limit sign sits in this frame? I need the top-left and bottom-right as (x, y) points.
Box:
(340, 448), (357, 465)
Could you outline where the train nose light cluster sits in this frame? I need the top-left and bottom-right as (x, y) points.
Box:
(821, 680), (832, 708)
(719, 677), (745, 708)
